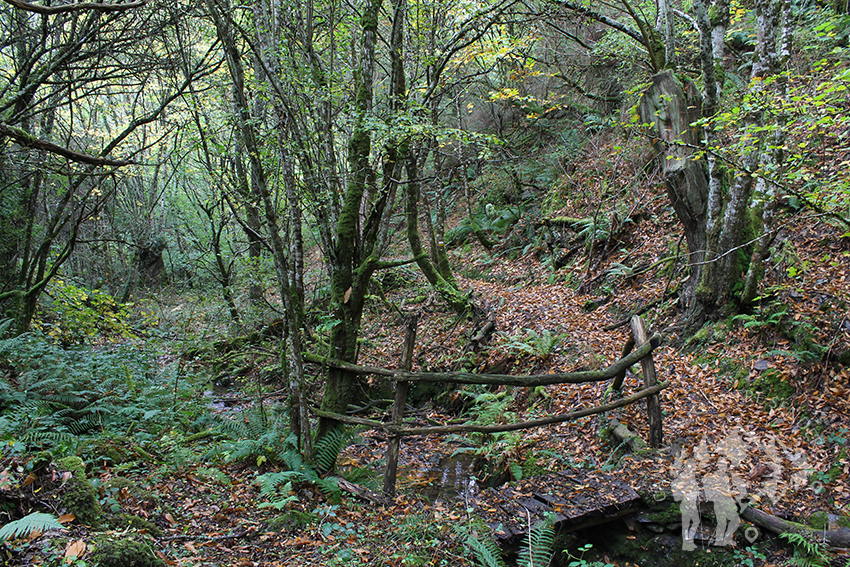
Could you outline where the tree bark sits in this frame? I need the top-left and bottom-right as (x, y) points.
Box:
(639, 71), (709, 313)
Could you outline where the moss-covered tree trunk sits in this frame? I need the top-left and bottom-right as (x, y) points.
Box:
(639, 71), (709, 313)
(316, 0), (386, 443)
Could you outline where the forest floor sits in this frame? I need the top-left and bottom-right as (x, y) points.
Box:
(61, 205), (849, 566)
(5, 170), (850, 566)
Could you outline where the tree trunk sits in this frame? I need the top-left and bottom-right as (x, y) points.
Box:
(316, 0), (385, 443)
(639, 71), (709, 313)
(207, 0), (312, 457)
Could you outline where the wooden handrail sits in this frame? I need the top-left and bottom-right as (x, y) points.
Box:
(313, 382), (668, 436)
(304, 333), (661, 386)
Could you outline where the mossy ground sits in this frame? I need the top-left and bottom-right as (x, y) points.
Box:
(89, 537), (164, 567)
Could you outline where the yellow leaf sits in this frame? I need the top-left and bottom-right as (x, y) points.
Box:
(57, 514), (76, 524)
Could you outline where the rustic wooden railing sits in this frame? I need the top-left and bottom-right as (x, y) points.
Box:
(306, 315), (665, 497)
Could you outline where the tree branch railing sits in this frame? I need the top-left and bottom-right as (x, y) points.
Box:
(307, 316), (665, 497)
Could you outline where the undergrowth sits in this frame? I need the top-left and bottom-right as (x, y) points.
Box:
(0, 322), (199, 460)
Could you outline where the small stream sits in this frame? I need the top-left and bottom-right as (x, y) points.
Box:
(399, 452), (480, 503)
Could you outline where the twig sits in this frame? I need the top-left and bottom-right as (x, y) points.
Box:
(159, 529), (249, 542)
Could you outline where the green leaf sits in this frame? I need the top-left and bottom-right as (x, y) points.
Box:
(0, 512), (66, 541)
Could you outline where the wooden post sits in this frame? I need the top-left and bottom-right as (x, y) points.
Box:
(611, 337), (635, 393)
(383, 314), (418, 497)
(630, 316), (663, 448)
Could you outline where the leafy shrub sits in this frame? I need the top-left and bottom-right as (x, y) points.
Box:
(34, 280), (134, 345)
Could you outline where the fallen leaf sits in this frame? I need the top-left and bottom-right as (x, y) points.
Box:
(21, 472), (37, 488)
(57, 514), (76, 524)
(0, 470), (12, 490)
(64, 539), (86, 563)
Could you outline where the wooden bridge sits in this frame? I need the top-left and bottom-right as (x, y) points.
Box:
(469, 469), (641, 542)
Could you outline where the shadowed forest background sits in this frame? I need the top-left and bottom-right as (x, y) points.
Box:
(0, 0), (849, 564)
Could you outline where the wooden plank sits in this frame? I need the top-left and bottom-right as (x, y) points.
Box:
(471, 470), (642, 542)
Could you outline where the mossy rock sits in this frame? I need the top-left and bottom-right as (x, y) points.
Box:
(750, 369), (795, 400)
(642, 501), (682, 525)
(57, 456), (87, 480)
(107, 513), (164, 538)
(57, 456), (102, 527)
(807, 511), (850, 530)
(90, 538), (164, 567)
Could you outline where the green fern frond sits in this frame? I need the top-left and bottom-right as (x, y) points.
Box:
(22, 430), (73, 444)
(780, 532), (830, 567)
(462, 530), (506, 567)
(517, 516), (556, 567)
(0, 318), (13, 338)
(313, 427), (352, 473)
(257, 471), (303, 496)
(0, 512), (66, 541)
(43, 393), (88, 407)
(314, 477), (341, 501)
(510, 461), (523, 481)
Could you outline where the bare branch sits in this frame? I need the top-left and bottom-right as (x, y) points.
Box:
(552, 0), (645, 45)
(1, 0), (145, 15)
(0, 122), (131, 167)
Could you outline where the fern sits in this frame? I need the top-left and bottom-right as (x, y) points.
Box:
(255, 473), (300, 510)
(0, 512), (66, 541)
(313, 427), (353, 473)
(0, 318), (13, 338)
(517, 515), (556, 567)
(0, 331), (197, 455)
(780, 532), (831, 567)
(461, 529), (507, 567)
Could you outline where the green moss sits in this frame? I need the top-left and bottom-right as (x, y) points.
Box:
(89, 538), (164, 567)
(808, 511), (829, 530)
(57, 456), (86, 480)
(63, 476), (103, 527)
(57, 456), (102, 527)
(838, 516), (850, 529)
(644, 502), (682, 525)
(751, 369), (795, 400)
(266, 510), (315, 532)
(78, 436), (137, 466)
